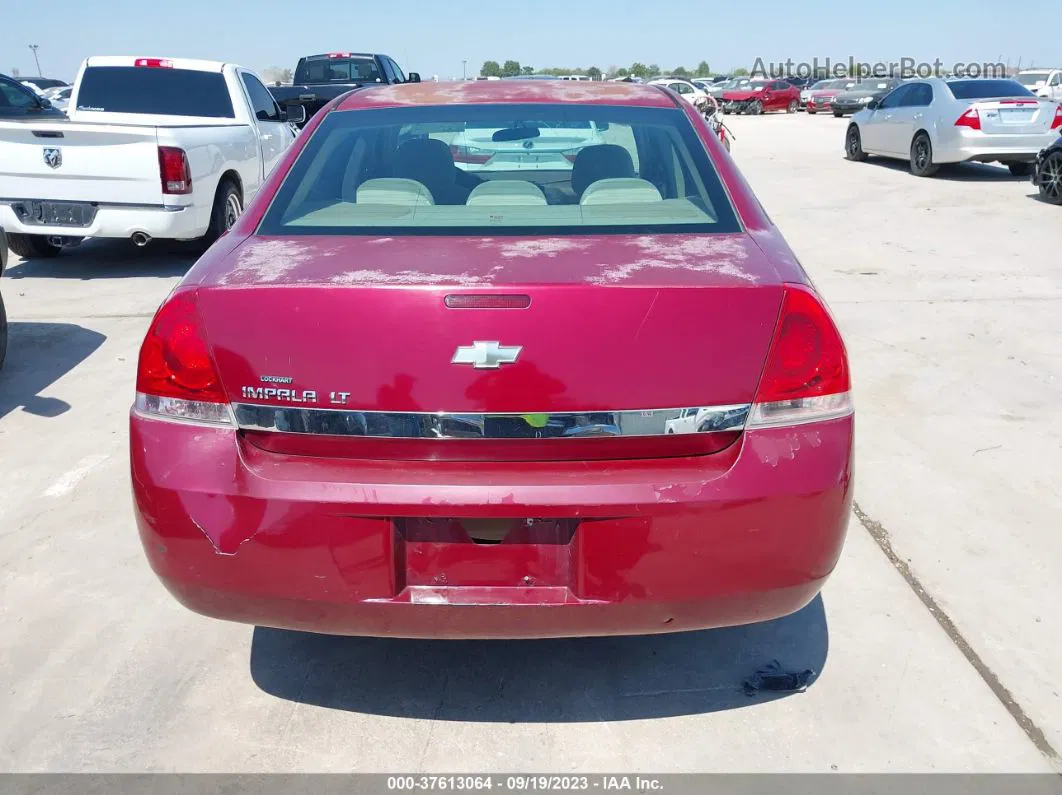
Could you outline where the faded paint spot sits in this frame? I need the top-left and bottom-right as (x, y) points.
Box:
(586, 236), (756, 285)
(219, 240), (325, 285)
(490, 238), (592, 258)
(350, 80), (663, 109)
(331, 269), (487, 286)
(748, 428), (822, 467)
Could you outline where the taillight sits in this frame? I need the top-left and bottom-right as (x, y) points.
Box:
(449, 144), (491, 165)
(135, 290), (231, 425)
(135, 58), (173, 68)
(955, 108), (981, 130)
(747, 284), (852, 429)
(1052, 105), (1062, 130)
(158, 146), (192, 195)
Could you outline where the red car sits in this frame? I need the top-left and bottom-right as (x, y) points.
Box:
(131, 80), (853, 639)
(806, 79), (856, 114)
(721, 78), (802, 114)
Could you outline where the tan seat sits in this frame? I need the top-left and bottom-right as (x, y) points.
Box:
(580, 178), (663, 205)
(466, 180), (548, 206)
(356, 178), (434, 206)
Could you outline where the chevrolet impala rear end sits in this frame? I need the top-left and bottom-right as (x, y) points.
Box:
(130, 81), (854, 639)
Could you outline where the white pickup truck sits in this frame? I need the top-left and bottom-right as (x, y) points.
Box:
(0, 56), (302, 259)
(1016, 69), (1062, 102)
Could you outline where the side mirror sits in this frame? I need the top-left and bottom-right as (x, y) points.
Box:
(867, 98), (880, 110)
(283, 105), (307, 125)
(408, 72), (421, 83)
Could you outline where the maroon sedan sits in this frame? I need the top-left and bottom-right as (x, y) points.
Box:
(131, 80), (853, 639)
(722, 79), (802, 114)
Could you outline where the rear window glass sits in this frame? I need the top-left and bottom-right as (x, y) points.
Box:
(946, 80), (1033, 100)
(259, 104), (740, 236)
(295, 57), (383, 84)
(76, 67), (234, 117)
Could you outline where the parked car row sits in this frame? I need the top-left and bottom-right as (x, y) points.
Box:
(841, 77), (1062, 201)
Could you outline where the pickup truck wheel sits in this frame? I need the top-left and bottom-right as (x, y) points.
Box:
(6, 234), (61, 260)
(0, 291), (7, 371)
(204, 181), (243, 244)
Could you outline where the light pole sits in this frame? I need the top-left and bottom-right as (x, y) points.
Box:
(28, 44), (41, 76)
(462, 60), (467, 81)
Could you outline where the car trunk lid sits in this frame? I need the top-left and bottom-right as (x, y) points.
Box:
(195, 233), (783, 461)
(971, 98), (1057, 135)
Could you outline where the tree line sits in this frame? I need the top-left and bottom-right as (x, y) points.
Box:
(479, 60), (721, 79)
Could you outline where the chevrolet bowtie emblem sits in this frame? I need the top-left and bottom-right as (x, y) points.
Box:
(451, 341), (522, 369)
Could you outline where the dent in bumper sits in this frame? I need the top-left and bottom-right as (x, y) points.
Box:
(131, 413), (854, 638)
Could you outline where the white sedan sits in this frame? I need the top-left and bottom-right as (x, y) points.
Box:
(648, 78), (710, 108)
(844, 77), (1062, 177)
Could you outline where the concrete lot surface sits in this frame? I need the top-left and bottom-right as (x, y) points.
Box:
(0, 113), (1059, 772)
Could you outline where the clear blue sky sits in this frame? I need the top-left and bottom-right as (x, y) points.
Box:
(3, 0), (1057, 82)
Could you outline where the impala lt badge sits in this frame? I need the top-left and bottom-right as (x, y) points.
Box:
(43, 147), (62, 169)
(452, 341), (522, 369)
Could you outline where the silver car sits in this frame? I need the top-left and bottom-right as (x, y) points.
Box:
(844, 77), (1062, 176)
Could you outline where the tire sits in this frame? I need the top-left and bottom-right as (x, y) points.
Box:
(787, 100), (799, 113)
(910, 132), (939, 177)
(808, 109), (817, 115)
(833, 110), (844, 118)
(845, 125), (867, 162)
(0, 290), (7, 371)
(1037, 152), (1062, 204)
(1007, 162), (1032, 177)
(203, 179), (243, 245)
(746, 100), (763, 116)
(6, 234), (61, 259)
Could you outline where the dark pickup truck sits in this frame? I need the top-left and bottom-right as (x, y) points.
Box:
(268, 53), (420, 127)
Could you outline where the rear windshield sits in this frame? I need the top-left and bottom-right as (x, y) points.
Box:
(75, 67), (234, 117)
(295, 57), (382, 84)
(1015, 72), (1050, 86)
(946, 80), (1034, 100)
(258, 104), (740, 236)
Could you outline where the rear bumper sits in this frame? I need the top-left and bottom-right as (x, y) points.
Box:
(0, 202), (207, 241)
(131, 413), (854, 639)
(933, 129), (1061, 164)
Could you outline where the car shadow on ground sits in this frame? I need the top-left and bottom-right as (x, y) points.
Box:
(861, 156), (1032, 182)
(0, 322), (107, 420)
(249, 596), (828, 722)
(3, 238), (199, 280)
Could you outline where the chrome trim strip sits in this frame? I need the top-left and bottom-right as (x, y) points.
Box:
(232, 403), (751, 439)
